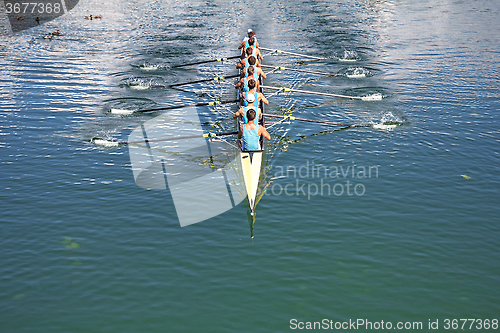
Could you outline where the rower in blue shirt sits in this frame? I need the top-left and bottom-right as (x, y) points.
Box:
(238, 56), (267, 80)
(238, 109), (270, 151)
(238, 29), (260, 50)
(239, 79), (269, 108)
(235, 65), (260, 91)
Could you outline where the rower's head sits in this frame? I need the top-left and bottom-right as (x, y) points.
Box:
(247, 29), (254, 37)
(248, 65), (255, 75)
(248, 56), (256, 66)
(248, 37), (255, 46)
(246, 109), (256, 121)
(248, 79), (256, 90)
(245, 47), (254, 57)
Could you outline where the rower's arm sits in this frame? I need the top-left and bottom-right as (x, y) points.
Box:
(259, 93), (269, 105)
(237, 123), (243, 139)
(233, 108), (243, 118)
(238, 41), (245, 49)
(259, 70), (267, 79)
(236, 60), (243, 69)
(235, 78), (243, 89)
(259, 126), (271, 140)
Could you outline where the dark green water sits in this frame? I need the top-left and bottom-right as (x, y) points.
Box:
(1, 0), (499, 332)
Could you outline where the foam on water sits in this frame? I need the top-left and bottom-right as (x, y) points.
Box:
(138, 63), (169, 71)
(128, 83), (151, 90)
(124, 77), (167, 90)
(372, 112), (403, 130)
(346, 67), (369, 78)
(339, 50), (359, 62)
(361, 93), (383, 101)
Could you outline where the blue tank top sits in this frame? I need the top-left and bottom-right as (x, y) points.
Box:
(244, 37), (258, 48)
(242, 125), (260, 151)
(243, 91), (259, 108)
(245, 47), (256, 58)
(243, 73), (259, 92)
(242, 107), (259, 125)
(244, 66), (258, 78)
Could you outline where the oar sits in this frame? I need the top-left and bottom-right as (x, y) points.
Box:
(263, 113), (371, 128)
(260, 47), (327, 60)
(91, 131), (238, 147)
(260, 65), (341, 76)
(110, 99), (239, 115)
(260, 65), (366, 78)
(172, 55), (241, 68)
(261, 85), (383, 101)
(169, 74), (240, 88)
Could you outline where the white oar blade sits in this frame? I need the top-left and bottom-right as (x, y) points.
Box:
(92, 139), (120, 147)
(110, 109), (135, 115)
(372, 123), (398, 130)
(346, 73), (366, 78)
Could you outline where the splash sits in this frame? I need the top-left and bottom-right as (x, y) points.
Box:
(124, 77), (166, 90)
(346, 67), (369, 78)
(138, 63), (168, 71)
(361, 93), (383, 101)
(339, 50), (359, 62)
(372, 112), (403, 130)
(126, 78), (152, 90)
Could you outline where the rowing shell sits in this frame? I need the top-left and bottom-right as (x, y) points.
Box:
(237, 56), (266, 214)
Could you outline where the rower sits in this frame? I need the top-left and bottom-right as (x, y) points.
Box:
(240, 79), (269, 107)
(233, 104), (262, 124)
(239, 56), (266, 79)
(238, 109), (270, 151)
(236, 52), (261, 69)
(235, 65), (261, 91)
(241, 37), (263, 62)
(238, 29), (259, 50)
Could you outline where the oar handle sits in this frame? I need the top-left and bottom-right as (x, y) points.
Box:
(260, 65), (340, 77)
(125, 131), (238, 145)
(261, 85), (363, 100)
(169, 74), (240, 88)
(134, 99), (239, 114)
(263, 113), (354, 127)
(260, 47), (326, 60)
(172, 55), (241, 68)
